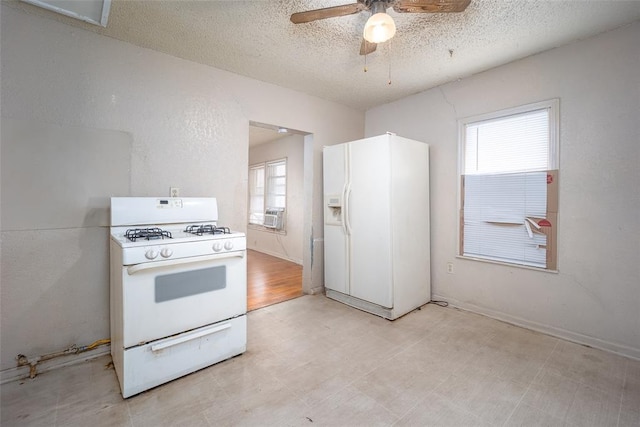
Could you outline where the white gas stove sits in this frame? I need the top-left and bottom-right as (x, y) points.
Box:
(110, 224), (246, 265)
(109, 197), (247, 398)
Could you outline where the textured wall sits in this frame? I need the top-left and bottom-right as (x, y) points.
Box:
(0, 5), (364, 373)
(366, 22), (640, 358)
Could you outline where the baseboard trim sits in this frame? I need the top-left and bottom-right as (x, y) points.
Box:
(433, 294), (640, 361)
(247, 248), (302, 265)
(0, 346), (111, 385)
(309, 285), (325, 295)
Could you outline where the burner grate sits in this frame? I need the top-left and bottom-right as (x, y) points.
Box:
(125, 227), (172, 242)
(184, 224), (231, 236)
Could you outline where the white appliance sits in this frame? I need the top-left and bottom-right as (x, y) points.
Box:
(263, 208), (284, 230)
(323, 134), (430, 320)
(109, 197), (247, 398)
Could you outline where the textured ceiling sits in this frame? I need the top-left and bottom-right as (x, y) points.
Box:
(7, 0), (640, 111)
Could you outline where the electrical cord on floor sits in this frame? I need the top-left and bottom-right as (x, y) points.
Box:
(412, 300), (449, 314)
(428, 300), (449, 307)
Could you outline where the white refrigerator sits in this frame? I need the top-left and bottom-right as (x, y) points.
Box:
(323, 133), (430, 320)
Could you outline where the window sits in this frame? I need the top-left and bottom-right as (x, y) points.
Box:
(248, 158), (286, 228)
(458, 100), (559, 270)
(248, 165), (265, 225)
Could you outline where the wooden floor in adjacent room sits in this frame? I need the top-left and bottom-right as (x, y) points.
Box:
(247, 249), (303, 311)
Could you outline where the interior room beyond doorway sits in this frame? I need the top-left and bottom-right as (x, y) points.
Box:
(247, 122), (307, 310)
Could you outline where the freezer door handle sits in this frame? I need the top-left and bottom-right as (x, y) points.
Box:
(344, 182), (352, 236)
(150, 322), (232, 352)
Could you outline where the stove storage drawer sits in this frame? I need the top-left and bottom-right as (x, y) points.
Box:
(116, 315), (246, 398)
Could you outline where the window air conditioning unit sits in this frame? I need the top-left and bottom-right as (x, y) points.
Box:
(264, 208), (284, 230)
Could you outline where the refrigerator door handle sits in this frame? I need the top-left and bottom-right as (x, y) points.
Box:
(344, 182), (353, 236)
(340, 182), (348, 235)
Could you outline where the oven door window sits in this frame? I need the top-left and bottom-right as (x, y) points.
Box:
(155, 265), (226, 303)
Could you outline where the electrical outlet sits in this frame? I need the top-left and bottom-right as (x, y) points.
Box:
(447, 262), (454, 274)
(170, 187), (180, 198)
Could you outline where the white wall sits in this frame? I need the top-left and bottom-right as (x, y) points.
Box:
(0, 5), (364, 374)
(247, 134), (304, 264)
(365, 22), (640, 359)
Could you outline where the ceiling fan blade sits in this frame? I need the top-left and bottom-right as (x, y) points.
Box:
(393, 0), (471, 13)
(360, 39), (377, 55)
(291, 3), (366, 24)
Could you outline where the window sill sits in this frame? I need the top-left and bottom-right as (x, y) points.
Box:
(456, 255), (558, 274)
(248, 224), (286, 235)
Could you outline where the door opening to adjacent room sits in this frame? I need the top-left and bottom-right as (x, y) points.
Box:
(247, 122), (309, 310)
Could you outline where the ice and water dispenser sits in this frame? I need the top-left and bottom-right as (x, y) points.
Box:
(324, 195), (343, 225)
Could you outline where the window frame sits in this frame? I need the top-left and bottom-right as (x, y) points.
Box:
(456, 99), (560, 271)
(248, 157), (287, 230)
(248, 163), (266, 226)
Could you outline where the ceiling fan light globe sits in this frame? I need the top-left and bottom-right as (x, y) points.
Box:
(363, 12), (396, 44)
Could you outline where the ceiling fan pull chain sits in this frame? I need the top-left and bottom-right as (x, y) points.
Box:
(364, 49), (368, 73)
(387, 39), (392, 85)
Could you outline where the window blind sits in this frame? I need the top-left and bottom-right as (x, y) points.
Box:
(465, 109), (549, 175)
(459, 100), (558, 270)
(463, 172), (548, 268)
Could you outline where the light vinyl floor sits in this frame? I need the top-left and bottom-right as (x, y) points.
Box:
(2, 295), (639, 426)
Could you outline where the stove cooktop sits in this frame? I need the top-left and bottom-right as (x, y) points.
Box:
(110, 223), (244, 248)
(125, 227), (173, 242)
(184, 224), (231, 236)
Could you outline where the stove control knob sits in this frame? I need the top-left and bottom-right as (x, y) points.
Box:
(224, 241), (234, 251)
(160, 248), (173, 258)
(145, 249), (159, 260)
(212, 242), (223, 252)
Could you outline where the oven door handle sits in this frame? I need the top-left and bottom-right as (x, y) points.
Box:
(127, 252), (245, 275)
(150, 322), (232, 352)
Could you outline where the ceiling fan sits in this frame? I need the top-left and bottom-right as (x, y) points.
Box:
(291, 0), (471, 55)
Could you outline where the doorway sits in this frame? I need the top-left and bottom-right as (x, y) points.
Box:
(247, 122), (310, 310)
